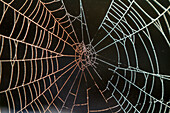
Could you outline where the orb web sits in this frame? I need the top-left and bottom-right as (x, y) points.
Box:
(0, 0), (170, 113)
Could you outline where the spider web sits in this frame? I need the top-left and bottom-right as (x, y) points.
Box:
(0, 0), (170, 113)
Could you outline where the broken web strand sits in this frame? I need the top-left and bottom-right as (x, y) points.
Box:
(78, 1), (105, 82)
(84, 67), (114, 113)
(97, 52), (168, 112)
(80, 4), (122, 112)
(78, 0), (103, 81)
(92, 0), (170, 112)
(83, 63), (132, 112)
(70, 1), (112, 112)
(95, 15), (168, 113)
(62, 0), (120, 112)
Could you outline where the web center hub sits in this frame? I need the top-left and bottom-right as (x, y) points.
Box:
(75, 42), (96, 70)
